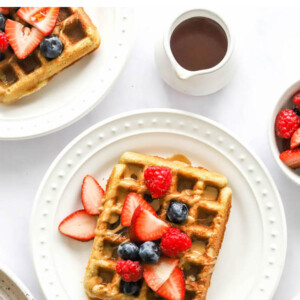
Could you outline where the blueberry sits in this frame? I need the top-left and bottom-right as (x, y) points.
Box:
(0, 13), (6, 31)
(0, 52), (4, 62)
(143, 193), (154, 203)
(167, 201), (189, 224)
(120, 279), (142, 296)
(293, 108), (300, 117)
(40, 35), (64, 59)
(117, 242), (139, 261)
(139, 241), (160, 264)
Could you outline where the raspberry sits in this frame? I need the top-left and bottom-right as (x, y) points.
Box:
(293, 92), (300, 110)
(0, 32), (8, 53)
(275, 109), (299, 139)
(116, 260), (143, 282)
(144, 166), (172, 198)
(160, 227), (192, 257)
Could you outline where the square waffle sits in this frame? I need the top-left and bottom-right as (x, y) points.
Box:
(84, 152), (232, 300)
(0, 7), (100, 104)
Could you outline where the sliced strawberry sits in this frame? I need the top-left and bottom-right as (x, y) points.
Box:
(129, 206), (140, 242)
(291, 128), (300, 149)
(17, 7), (60, 36)
(156, 267), (185, 300)
(132, 206), (170, 241)
(143, 257), (179, 291)
(81, 175), (105, 215)
(5, 20), (44, 59)
(58, 209), (97, 241)
(280, 149), (300, 169)
(121, 192), (156, 227)
(0, 8), (9, 14)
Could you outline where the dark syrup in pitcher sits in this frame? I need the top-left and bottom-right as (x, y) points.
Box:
(170, 17), (228, 71)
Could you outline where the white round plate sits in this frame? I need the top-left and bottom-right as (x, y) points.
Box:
(0, 264), (34, 300)
(31, 109), (286, 300)
(0, 8), (134, 140)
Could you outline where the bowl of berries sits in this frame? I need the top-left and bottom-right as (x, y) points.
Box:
(270, 81), (300, 184)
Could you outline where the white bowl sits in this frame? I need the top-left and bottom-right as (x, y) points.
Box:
(269, 80), (300, 185)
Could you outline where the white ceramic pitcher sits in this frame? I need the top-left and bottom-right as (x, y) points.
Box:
(154, 8), (236, 96)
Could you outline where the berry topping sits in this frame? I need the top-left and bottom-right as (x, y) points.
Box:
(294, 108), (300, 117)
(275, 109), (299, 139)
(132, 206), (170, 241)
(118, 242), (140, 261)
(0, 32), (8, 53)
(81, 175), (104, 215)
(121, 192), (156, 227)
(167, 201), (189, 224)
(139, 241), (161, 264)
(280, 149), (300, 169)
(293, 92), (300, 110)
(116, 260), (143, 282)
(0, 13), (6, 31)
(17, 7), (60, 36)
(160, 228), (192, 257)
(58, 209), (97, 241)
(120, 279), (143, 296)
(143, 257), (179, 292)
(156, 267), (185, 300)
(5, 20), (44, 59)
(0, 8), (9, 15)
(291, 128), (300, 149)
(144, 166), (172, 198)
(40, 35), (63, 59)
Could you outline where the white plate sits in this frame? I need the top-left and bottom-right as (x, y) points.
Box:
(0, 264), (34, 300)
(31, 109), (286, 300)
(0, 8), (134, 140)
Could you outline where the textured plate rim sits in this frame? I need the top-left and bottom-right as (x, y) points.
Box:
(30, 108), (287, 300)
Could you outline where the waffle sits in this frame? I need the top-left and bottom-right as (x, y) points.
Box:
(0, 7), (100, 104)
(84, 152), (232, 300)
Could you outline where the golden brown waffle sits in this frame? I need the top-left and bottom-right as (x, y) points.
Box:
(84, 152), (232, 300)
(0, 7), (100, 104)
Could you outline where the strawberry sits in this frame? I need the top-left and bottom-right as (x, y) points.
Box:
(81, 175), (104, 215)
(132, 206), (170, 241)
(5, 20), (44, 59)
(156, 267), (185, 300)
(17, 7), (60, 36)
(143, 257), (179, 291)
(0, 8), (9, 14)
(58, 209), (97, 241)
(291, 128), (300, 149)
(121, 192), (156, 226)
(280, 149), (300, 169)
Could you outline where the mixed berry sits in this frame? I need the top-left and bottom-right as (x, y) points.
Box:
(0, 7), (64, 61)
(276, 92), (300, 169)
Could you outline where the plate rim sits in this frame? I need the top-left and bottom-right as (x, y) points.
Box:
(30, 108), (287, 300)
(0, 7), (135, 141)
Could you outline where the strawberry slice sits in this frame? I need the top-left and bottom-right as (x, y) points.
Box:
(156, 267), (185, 300)
(5, 20), (44, 59)
(17, 7), (60, 36)
(0, 8), (9, 14)
(81, 175), (105, 215)
(58, 209), (97, 241)
(121, 192), (156, 227)
(280, 149), (300, 169)
(143, 257), (179, 291)
(291, 128), (300, 149)
(132, 206), (170, 241)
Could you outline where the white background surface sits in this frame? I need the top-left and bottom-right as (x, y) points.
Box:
(0, 6), (299, 300)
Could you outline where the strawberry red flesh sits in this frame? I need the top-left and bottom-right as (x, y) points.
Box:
(121, 192), (156, 227)
(0, 8), (9, 14)
(280, 149), (300, 169)
(291, 128), (300, 149)
(132, 206), (170, 241)
(156, 267), (185, 300)
(143, 257), (179, 291)
(17, 7), (60, 36)
(81, 175), (104, 215)
(58, 209), (97, 241)
(5, 19), (44, 59)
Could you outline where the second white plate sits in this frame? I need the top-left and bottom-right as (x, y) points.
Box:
(31, 109), (286, 300)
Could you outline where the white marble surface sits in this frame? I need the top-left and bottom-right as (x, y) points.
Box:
(0, 6), (299, 300)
